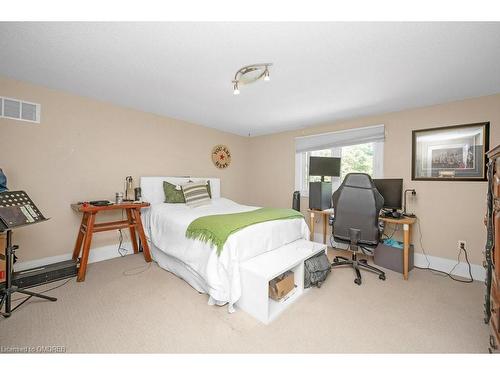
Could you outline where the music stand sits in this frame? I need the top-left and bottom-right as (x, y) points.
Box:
(0, 190), (57, 318)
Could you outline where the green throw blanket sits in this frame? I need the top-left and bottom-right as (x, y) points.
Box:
(185, 207), (304, 255)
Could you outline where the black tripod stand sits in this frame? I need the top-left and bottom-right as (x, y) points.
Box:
(0, 230), (57, 318)
(0, 190), (57, 318)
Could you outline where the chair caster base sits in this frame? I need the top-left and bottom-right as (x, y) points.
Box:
(354, 278), (362, 285)
(379, 274), (386, 281)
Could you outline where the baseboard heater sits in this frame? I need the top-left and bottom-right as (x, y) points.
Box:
(1, 259), (78, 290)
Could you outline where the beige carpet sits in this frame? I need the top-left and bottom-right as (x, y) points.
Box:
(0, 249), (490, 353)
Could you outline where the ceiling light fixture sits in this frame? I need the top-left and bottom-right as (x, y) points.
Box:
(232, 63), (272, 95)
(263, 68), (270, 81)
(233, 81), (240, 95)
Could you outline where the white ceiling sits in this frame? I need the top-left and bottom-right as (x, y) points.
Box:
(1, 22), (499, 136)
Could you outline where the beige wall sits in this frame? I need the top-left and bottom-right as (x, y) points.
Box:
(0, 76), (251, 262)
(1, 75), (498, 266)
(247, 94), (500, 265)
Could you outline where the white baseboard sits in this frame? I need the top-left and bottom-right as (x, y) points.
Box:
(413, 252), (485, 282)
(16, 233), (486, 282)
(14, 241), (133, 272)
(314, 232), (485, 282)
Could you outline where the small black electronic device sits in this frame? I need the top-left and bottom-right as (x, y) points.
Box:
(89, 200), (113, 206)
(381, 210), (402, 219)
(0, 259), (78, 290)
(373, 178), (403, 217)
(134, 187), (142, 201)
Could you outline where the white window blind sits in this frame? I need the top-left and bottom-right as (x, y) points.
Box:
(295, 124), (385, 153)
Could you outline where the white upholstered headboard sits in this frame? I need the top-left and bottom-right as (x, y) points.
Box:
(140, 176), (221, 205)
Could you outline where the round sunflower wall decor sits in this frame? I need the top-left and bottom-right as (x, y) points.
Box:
(212, 144), (231, 169)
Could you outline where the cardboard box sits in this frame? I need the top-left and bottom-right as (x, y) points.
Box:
(269, 271), (295, 301)
(0, 233), (5, 283)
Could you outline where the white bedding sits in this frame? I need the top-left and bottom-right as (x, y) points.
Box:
(146, 198), (309, 308)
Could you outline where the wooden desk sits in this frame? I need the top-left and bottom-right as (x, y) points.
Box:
(308, 208), (333, 245)
(71, 202), (152, 281)
(307, 209), (416, 280)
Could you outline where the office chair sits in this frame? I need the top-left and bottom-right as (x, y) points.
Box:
(331, 173), (386, 285)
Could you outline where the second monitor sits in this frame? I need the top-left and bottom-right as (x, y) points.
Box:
(372, 178), (403, 218)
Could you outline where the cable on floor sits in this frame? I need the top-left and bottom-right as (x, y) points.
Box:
(117, 209), (130, 257)
(414, 218), (473, 283)
(122, 262), (152, 276)
(117, 229), (129, 257)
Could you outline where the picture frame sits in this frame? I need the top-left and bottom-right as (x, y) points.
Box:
(412, 122), (490, 181)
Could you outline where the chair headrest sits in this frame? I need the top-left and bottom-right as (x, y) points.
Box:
(342, 173), (373, 189)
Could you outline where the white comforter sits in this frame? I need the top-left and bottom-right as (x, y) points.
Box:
(146, 198), (309, 308)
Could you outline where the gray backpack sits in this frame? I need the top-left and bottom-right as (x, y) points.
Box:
(304, 252), (331, 288)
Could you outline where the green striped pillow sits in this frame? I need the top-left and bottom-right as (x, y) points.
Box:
(182, 182), (211, 207)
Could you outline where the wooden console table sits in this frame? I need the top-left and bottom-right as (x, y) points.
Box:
(71, 202), (152, 281)
(308, 208), (416, 280)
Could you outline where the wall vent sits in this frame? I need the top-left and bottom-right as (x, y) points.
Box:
(0, 96), (41, 123)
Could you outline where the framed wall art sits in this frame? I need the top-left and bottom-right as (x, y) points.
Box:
(412, 122), (490, 181)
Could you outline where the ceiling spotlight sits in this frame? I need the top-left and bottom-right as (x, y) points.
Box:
(231, 63), (272, 94)
(263, 68), (270, 81)
(233, 81), (240, 95)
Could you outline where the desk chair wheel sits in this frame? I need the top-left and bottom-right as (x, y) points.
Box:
(379, 274), (386, 281)
(354, 278), (362, 285)
(333, 257), (339, 263)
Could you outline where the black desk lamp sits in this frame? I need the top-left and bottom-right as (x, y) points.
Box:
(403, 189), (416, 217)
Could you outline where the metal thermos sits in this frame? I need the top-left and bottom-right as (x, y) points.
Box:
(115, 192), (124, 204)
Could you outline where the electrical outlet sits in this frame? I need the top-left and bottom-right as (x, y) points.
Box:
(458, 240), (467, 250)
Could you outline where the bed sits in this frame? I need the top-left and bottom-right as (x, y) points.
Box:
(140, 176), (310, 312)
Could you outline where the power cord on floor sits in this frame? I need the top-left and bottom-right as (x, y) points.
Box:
(117, 229), (128, 257)
(414, 218), (473, 283)
(117, 210), (129, 257)
(122, 262), (152, 276)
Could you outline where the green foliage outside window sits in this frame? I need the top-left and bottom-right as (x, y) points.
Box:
(340, 143), (374, 179)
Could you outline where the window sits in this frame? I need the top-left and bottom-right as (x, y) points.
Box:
(295, 125), (384, 196)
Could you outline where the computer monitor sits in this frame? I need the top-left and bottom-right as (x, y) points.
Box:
(373, 178), (403, 211)
(309, 157), (341, 180)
